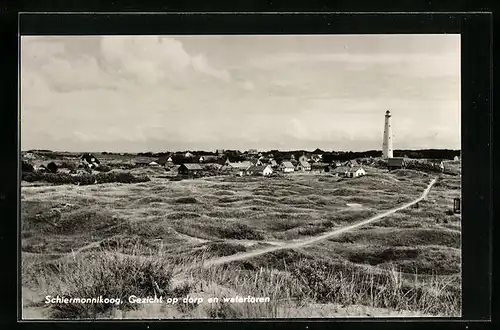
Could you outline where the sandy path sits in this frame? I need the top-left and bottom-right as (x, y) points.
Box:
(180, 178), (437, 271)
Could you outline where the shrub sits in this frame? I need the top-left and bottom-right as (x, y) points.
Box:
(21, 171), (150, 185)
(95, 164), (111, 172)
(175, 197), (198, 204)
(21, 161), (34, 173)
(46, 162), (58, 173)
(49, 252), (173, 319)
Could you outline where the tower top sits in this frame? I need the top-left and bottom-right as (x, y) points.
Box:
(385, 110), (391, 117)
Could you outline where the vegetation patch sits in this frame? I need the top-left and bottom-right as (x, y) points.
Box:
(45, 252), (173, 319)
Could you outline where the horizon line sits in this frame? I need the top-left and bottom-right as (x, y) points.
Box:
(21, 148), (461, 154)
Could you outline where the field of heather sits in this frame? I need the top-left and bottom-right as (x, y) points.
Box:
(21, 163), (461, 319)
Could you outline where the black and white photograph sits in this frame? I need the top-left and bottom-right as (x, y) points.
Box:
(20, 34), (461, 319)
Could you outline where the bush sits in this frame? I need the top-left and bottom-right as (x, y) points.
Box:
(59, 161), (77, 170)
(22, 161), (34, 173)
(175, 197), (198, 204)
(49, 252), (173, 319)
(47, 162), (58, 173)
(21, 171), (150, 185)
(95, 164), (111, 172)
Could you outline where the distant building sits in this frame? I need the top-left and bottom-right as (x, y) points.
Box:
(148, 161), (160, 166)
(246, 165), (273, 176)
(346, 167), (366, 178)
(184, 152), (194, 158)
(280, 161), (295, 173)
(311, 163), (329, 172)
(155, 157), (168, 166)
(23, 152), (36, 160)
(453, 156), (460, 161)
(81, 153), (101, 169)
(228, 161), (252, 170)
(332, 166), (349, 177)
(134, 157), (153, 167)
(269, 159), (278, 167)
(310, 155), (322, 163)
(387, 157), (405, 170)
(248, 149), (258, 155)
(296, 160), (311, 171)
(199, 155), (218, 163)
(343, 159), (359, 168)
(428, 159), (445, 172)
(298, 154), (308, 163)
(178, 163), (203, 175)
(251, 158), (264, 166)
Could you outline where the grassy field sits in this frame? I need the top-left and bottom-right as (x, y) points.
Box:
(21, 162), (461, 319)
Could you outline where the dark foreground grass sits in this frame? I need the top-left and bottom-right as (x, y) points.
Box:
(25, 251), (173, 319)
(188, 254), (461, 317)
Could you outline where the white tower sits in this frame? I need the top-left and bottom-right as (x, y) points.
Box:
(382, 110), (393, 158)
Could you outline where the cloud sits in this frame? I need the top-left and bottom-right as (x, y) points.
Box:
(252, 52), (460, 78)
(20, 35), (460, 152)
(99, 36), (231, 84)
(242, 81), (255, 90)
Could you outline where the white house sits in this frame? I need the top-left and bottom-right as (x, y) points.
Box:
(346, 167), (366, 178)
(246, 165), (273, 176)
(263, 165), (273, 176)
(185, 152), (194, 158)
(280, 161), (295, 173)
(296, 160), (311, 171)
(199, 155), (217, 163)
(148, 161), (160, 166)
(454, 156), (460, 161)
(23, 152), (36, 160)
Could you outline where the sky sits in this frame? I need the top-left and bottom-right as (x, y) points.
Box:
(20, 34), (461, 153)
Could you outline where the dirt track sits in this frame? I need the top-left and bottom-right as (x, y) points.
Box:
(187, 178), (438, 270)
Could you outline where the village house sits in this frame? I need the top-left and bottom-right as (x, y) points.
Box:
(81, 153), (101, 169)
(453, 156), (460, 161)
(184, 152), (194, 158)
(23, 152), (37, 160)
(298, 154), (308, 163)
(148, 160), (160, 166)
(428, 159), (445, 171)
(310, 154), (322, 163)
(227, 161), (253, 171)
(346, 167), (366, 178)
(251, 158), (264, 166)
(311, 163), (330, 172)
(178, 163), (203, 176)
(343, 159), (359, 168)
(166, 164), (181, 173)
(198, 155), (218, 163)
(280, 161), (295, 173)
(154, 157), (168, 167)
(269, 159), (278, 168)
(246, 165), (273, 176)
(296, 160), (311, 171)
(387, 157), (405, 170)
(332, 166), (350, 177)
(134, 157), (154, 167)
